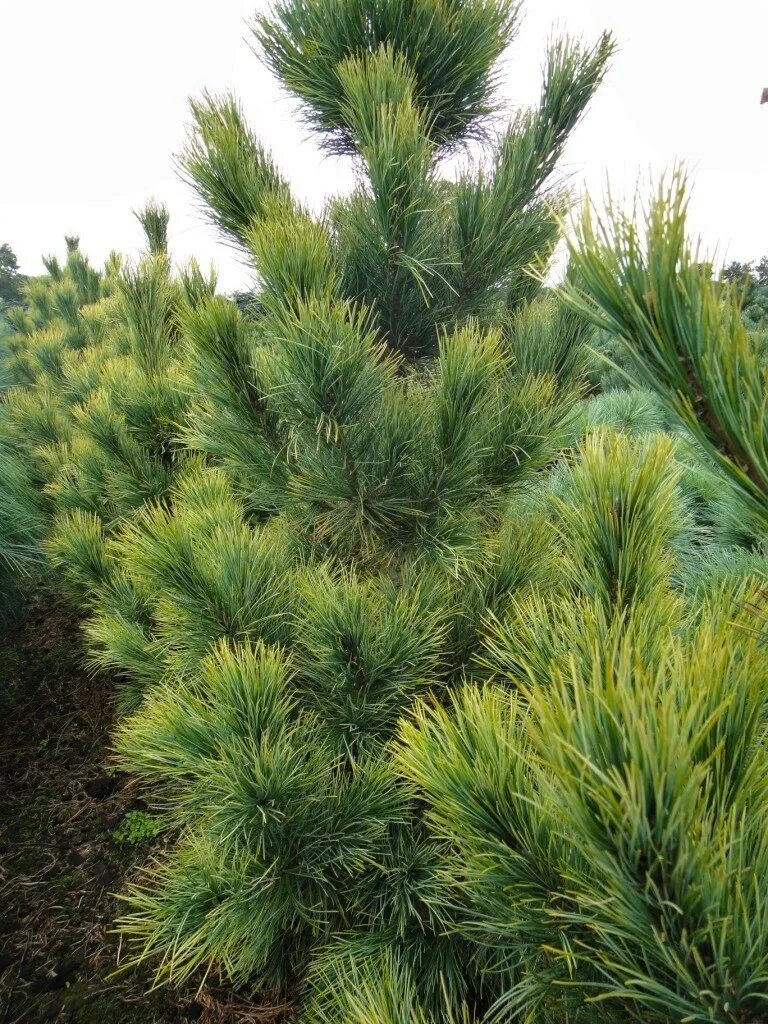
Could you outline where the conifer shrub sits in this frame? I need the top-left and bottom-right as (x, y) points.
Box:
(0, 240), (116, 495)
(0, 238), (116, 616)
(2, 3), (765, 1022)
(401, 582), (768, 1023)
(398, 425), (768, 1024)
(0, 210), (217, 660)
(76, 0), (620, 1012)
(561, 173), (768, 551)
(0, 439), (46, 623)
(44, 208), (210, 543)
(0, 208), (213, 597)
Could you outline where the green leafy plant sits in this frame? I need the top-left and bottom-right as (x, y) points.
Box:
(113, 810), (164, 847)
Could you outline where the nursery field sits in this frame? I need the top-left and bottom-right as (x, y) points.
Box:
(1, 1), (767, 1022)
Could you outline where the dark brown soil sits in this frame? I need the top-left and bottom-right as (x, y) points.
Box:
(0, 588), (291, 1024)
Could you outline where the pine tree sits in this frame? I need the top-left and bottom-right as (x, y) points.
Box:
(0, 237), (117, 489)
(0, 212), (212, 680)
(0, 439), (46, 624)
(561, 173), (768, 561)
(401, 436), (768, 1024)
(4, 4), (765, 1022)
(0, 238), (118, 617)
(393, 183), (768, 1024)
(39, 210), (219, 706)
(91, 0), (615, 1015)
(47, 203), (204, 535)
(0, 243), (26, 307)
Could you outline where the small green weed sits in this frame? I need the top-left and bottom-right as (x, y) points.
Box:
(112, 810), (163, 846)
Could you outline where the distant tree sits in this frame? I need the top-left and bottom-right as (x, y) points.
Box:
(721, 256), (768, 328)
(0, 243), (26, 306)
(721, 259), (753, 285)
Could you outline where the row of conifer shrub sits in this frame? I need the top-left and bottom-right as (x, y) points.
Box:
(1, 1), (767, 1020)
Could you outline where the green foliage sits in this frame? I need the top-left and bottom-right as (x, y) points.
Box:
(0, 440), (46, 620)
(293, 566), (446, 754)
(117, 641), (404, 988)
(561, 172), (768, 543)
(113, 810), (164, 846)
(181, 18), (613, 358)
(11, 4), (768, 1023)
(400, 583), (768, 1024)
(179, 92), (292, 249)
(81, 0), (616, 1010)
(722, 255), (768, 330)
(135, 200), (170, 258)
(254, 0), (523, 154)
(0, 212), (202, 648)
(554, 431), (688, 611)
(0, 242), (26, 306)
(0, 240), (113, 615)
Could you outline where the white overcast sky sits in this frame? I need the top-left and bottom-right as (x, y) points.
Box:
(2, 0), (766, 292)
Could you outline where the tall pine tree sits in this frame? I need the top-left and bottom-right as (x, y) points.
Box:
(96, 0), (615, 1017)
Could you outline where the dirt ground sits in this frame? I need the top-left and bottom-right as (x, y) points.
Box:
(0, 589), (292, 1024)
